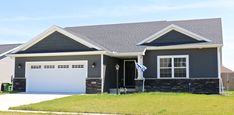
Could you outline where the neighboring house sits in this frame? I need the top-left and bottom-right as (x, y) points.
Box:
(9, 18), (223, 94)
(221, 66), (234, 90)
(0, 44), (21, 90)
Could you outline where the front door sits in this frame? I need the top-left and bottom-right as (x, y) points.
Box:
(124, 60), (136, 88)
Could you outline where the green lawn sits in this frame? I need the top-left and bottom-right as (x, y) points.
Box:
(10, 92), (234, 115)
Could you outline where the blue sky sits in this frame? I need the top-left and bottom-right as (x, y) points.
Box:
(0, 0), (234, 70)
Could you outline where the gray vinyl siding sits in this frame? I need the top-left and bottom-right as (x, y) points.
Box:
(17, 31), (96, 53)
(103, 55), (123, 92)
(144, 30), (205, 46)
(15, 55), (101, 78)
(143, 48), (218, 78)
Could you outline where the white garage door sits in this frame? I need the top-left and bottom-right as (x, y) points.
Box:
(25, 60), (87, 93)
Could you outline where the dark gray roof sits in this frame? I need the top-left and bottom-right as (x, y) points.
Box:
(0, 43), (21, 59)
(0, 44), (21, 55)
(65, 18), (223, 52)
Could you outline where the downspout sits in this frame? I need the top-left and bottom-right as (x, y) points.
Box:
(101, 54), (104, 93)
(217, 46), (224, 94)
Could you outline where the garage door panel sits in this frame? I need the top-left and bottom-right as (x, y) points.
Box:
(26, 61), (87, 93)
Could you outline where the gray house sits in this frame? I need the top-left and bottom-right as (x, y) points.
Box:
(9, 18), (223, 94)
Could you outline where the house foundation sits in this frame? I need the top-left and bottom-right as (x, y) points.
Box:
(135, 78), (219, 94)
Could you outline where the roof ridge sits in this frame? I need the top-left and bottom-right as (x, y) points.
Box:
(65, 20), (167, 28)
(65, 18), (221, 28)
(167, 17), (221, 23)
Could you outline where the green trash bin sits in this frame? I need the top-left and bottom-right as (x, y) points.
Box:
(2, 83), (12, 92)
(7, 83), (13, 92)
(2, 83), (8, 92)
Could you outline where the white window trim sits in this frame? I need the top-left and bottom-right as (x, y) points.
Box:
(157, 55), (189, 79)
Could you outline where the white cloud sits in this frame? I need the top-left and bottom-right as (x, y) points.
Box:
(106, 0), (234, 17)
(0, 27), (32, 36)
(0, 15), (96, 22)
(0, 0), (233, 22)
(135, 0), (234, 12)
(94, 0), (234, 17)
(0, 27), (39, 44)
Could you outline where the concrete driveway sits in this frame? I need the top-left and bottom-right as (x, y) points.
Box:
(0, 93), (71, 110)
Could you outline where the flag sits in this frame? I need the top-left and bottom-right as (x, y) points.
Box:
(135, 62), (147, 72)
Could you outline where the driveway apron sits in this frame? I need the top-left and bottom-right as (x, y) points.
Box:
(0, 93), (71, 110)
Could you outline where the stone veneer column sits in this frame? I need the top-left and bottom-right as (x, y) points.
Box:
(13, 78), (26, 92)
(86, 78), (102, 94)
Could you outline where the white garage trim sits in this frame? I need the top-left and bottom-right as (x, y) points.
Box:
(25, 60), (88, 93)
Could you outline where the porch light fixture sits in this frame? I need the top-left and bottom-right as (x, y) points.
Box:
(91, 62), (96, 68)
(17, 64), (22, 69)
(115, 64), (120, 70)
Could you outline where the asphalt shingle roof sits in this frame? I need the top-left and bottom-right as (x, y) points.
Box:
(0, 44), (21, 59)
(64, 18), (223, 52)
(0, 44), (21, 55)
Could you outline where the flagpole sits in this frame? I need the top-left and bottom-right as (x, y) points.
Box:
(142, 78), (145, 92)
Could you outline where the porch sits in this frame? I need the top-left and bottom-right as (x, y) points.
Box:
(103, 55), (144, 93)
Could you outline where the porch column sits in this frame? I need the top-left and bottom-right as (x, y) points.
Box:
(137, 55), (144, 79)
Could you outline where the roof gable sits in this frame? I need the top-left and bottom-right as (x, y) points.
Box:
(17, 31), (97, 53)
(13, 26), (102, 53)
(137, 24), (211, 45)
(143, 30), (206, 46)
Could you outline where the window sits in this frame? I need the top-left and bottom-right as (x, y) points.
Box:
(72, 65), (84, 68)
(174, 58), (186, 78)
(159, 58), (172, 78)
(44, 65), (55, 69)
(157, 55), (189, 78)
(31, 65), (41, 69)
(58, 65), (69, 68)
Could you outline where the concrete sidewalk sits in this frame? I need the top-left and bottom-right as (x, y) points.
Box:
(6, 110), (113, 115)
